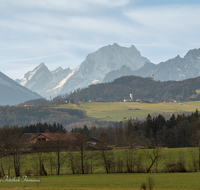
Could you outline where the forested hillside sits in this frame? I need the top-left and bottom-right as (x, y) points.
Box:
(73, 110), (200, 148)
(62, 75), (200, 102)
(0, 106), (86, 127)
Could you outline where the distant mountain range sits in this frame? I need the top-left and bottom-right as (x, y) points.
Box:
(16, 63), (76, 99)
(0, 71), (42, 105)
(103, 48), (200, 82)
(16, 43), (150, 98)
(15, 43), (200, 99)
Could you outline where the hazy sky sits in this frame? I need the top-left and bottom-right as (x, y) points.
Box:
(1, 0), (200, 79)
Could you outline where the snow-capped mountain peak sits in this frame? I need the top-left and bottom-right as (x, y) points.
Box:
(16, 62), (76, 98)
(14, 45), (200, 99)
(19, 62), (46, 86)
(58, 43), (150, 95)
(17, 44), (151, 98)
(52, 67), (63, 74)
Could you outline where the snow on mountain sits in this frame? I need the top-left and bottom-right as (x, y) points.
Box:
(42, 67), (79, 98)
(20, 63), (46, 86)
(51, 66), (63, 74)
(16, 45), (200, 99)
(16, 63), (74, 99)
(16, 44), (200, 99)
(0, 71), (42, 105)
(17, 43), (149, 98)
(59, 43), (150, 95)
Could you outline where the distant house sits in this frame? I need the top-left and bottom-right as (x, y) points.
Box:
(86, 137), (112, 150)
(123, 93), (133, 102)
(123, 98), (132, 102)
(20, 133), (112, 151)
(142, 99), (153, 103)
(65, 98), (71, 103)
(20, 133), (80, 152)
(20, 133), (77, 144)
(24, 104), (33, 107)
(147, 74), (154, 81)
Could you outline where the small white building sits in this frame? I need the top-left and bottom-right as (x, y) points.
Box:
(124, 93), (133, 102)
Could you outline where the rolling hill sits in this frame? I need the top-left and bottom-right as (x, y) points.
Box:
(64, 75), (200, 102)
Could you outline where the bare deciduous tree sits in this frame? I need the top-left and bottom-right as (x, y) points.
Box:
(124, 148), (136, 173)
(0, 126), (23, 177)
(144, 147), (162, 173)
(54, 133), (66, 175)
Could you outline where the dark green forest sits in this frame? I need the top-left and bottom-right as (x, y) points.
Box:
(0, 106), (86, 127)
(72, 110), (200, 148)
(60, 75), (200, 102)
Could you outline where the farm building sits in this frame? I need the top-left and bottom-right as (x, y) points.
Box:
(20, 133), (77, 144)
(86, 137), (112, 150)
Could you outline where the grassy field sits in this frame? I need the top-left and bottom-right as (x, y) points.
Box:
(52, 101), (200, 122)
(0, 172), (200, 190)
(1, 148), (200, 189)
(1, 148), (199, 177)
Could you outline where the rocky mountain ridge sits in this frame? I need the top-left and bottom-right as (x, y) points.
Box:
(103, 48), (200, 83)
(17, 43), (150, 98)
(17, 62), (74, 99)
(16, 44), (200, 99)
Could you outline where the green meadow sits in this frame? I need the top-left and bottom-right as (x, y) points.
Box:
(0, 172), (200, 190)
(1, 148), (200, 189)
(0, 148), (199, 177)
(52, 101), (200, 121)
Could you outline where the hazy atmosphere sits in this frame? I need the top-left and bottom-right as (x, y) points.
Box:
(1, 0), (200, 79)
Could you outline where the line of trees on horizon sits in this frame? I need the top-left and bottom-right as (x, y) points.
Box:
(70, 109), (200, 149)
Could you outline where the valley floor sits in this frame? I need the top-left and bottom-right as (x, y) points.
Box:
(52, 101), (200, 121)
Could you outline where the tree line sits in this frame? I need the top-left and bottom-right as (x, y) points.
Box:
(73, 110), (200, 148)
(0, 127), (200, 177)
(56, 75), (200, 102)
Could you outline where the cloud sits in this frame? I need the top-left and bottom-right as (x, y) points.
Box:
(124, 5), (200, 41)
(86, 0), (129, 7)
(0, 0), (200, 79)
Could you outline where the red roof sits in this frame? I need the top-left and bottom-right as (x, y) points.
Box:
(21, 133), (77, 142)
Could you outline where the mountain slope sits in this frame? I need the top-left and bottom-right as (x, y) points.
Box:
(17, 43), (150, 98)
(59, 43), (150, 94)
(65, 75), (200, 102)
(0, 71), (42, 105)
(103, 48), (200, 83)
(17, 63), (73, 98)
